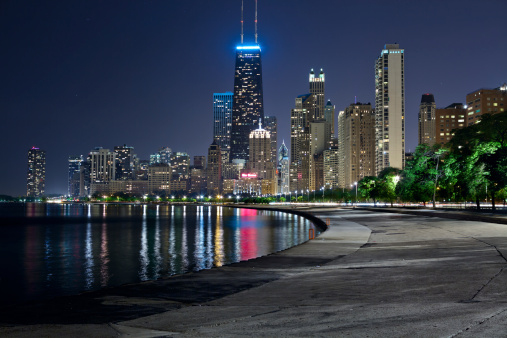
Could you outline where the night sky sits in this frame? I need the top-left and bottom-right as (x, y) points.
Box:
(1, 0), (506, 196)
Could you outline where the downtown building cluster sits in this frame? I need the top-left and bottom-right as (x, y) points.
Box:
(418, 84), (507, 147)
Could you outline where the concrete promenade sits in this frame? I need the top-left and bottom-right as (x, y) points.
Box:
(2, 207), (507, 337)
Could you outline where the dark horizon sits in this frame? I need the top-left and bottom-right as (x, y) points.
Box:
(1, 0), (506, 196)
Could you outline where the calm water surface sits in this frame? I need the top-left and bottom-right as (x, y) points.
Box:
(0, 203), (315, 306)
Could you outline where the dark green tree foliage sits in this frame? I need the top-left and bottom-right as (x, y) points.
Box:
(358, 176), (382, 205)
(446, 112), (507, 210)
(396, 144), (438, 205)
(378, 167), (401, 206)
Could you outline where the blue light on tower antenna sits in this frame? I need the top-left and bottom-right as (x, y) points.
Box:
(237, 45), (261, 50)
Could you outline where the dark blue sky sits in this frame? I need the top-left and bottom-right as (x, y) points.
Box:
(1, 0), (506, 196)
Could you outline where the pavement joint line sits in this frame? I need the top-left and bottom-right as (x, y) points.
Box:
(448, 306), (507, 338)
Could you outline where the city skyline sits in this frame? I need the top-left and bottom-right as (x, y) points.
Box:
(1, 0), (506, 196)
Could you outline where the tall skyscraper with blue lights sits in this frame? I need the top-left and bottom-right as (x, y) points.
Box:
(230, 45), (264, 163)
(230, 1), (264, 163)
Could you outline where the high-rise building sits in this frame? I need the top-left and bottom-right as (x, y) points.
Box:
(150, 147), (172, 166)
(310, 69), (325, 120)
(323, 147), (339, 189)
(375, 43), (405, 174)
(324, 100), (335, 137)
(193, 155), (206, 170)
(339, 103), (375, 188)
(79, 160), (91, 197)
(246, 120), (275, 180)
(88, 148), (116, 183)
(68, 155), (82, 197)
(418, 94), (436, 146)
(230, 45), (264, 163)
(213, 92), (233, 156)
(206, 140), (222, 195)
(148, 164), (171, 195)
(114, 145), (136, 180)
(27, 147), (46, 197)
(466, 84), (507, 125)
(435, 103), (467, 145)
(278, 141), (290, 194)
(190, 168), (206, 195)
(263, 116), (277, 164)
(290, 93), (313, 192)
(170, 152), (190, 180)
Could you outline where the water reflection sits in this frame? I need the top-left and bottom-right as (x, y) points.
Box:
(0, 204), (314, 306)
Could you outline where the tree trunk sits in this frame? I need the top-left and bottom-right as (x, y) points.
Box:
(491, 190), (496, 211)
(476, 197), (481, 210)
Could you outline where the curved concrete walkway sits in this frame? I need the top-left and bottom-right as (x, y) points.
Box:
(2, 207), (507, 337)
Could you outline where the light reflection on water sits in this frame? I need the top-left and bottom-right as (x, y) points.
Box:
(0, 203), (315, 306)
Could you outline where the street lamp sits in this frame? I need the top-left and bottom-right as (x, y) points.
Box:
(307, 189), (309, 202)
(353, 182), (358, 204)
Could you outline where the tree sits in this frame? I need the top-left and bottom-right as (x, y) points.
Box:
(378, 167), (401, 207)
(396, 144), (438, 206)
(358, 176), (382, 205)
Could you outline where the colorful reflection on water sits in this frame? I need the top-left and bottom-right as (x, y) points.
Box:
(0, 203), (315, 306)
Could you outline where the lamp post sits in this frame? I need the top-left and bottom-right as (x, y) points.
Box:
(354, 182), (358, 204)
(307, 189), (309, 202)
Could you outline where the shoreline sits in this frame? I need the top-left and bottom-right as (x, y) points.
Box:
(3, 207), (507, 336)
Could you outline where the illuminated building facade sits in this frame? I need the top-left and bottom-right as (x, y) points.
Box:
(114, 144), (136, 180)
(170, 152), (190, 180)
(148, 164), (171, 195)
(435, 103), (466, 145)
(213, 92), (233, 157)
(418, 94), (436, 146)
(207, 140), (222, 195)
(230, 45), (264, 163)
(89, 147), (116, 183)
(339, 103), (375, 188)
(466, 84), (507, 125)
(27, 147), (46, 197)
(375, 43), (405, 174)
(68, 155), (82, 197)
(263, 116), (277, 164)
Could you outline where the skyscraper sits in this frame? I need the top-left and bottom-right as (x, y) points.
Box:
(309, 69), (325, 120)
(435, 103), (467, 145)
(68, 155), (82, 197)
(213, 92), (233, 156)
(230, 44), (264, 163)
(339, 103), (375, 188)
(263, 116), (277, 164)
(418, 94), (436, 146)
(27, 147), (45, 197)
(89, 148), (116, 184)
(247, 120), (275, 181)
(465, 84), (507, 125)
(170, 152), (190, 180)
(114, 144), (136, 180)
(278, 141), (290, 194)
(324, 100), (335, 143)
(207, 141), (222, 195)
(375, 43), (405, 174)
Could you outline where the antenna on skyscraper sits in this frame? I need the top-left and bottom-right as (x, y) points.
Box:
(255, 0), (258, 43)
(241, 0), (244, 44)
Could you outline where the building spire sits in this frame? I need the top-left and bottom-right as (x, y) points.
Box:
(258, 118), (262, 129)
(241, 0), (244, 44)
(255, 0), (258, 43)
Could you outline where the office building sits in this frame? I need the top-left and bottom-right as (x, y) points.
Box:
(207, 140), (222, 195)
(170, 152), (190, 180)
(148, 164), (171, 195)
(213, 92), (233, 156)
(27, 147), (45, 197)
(418, 94), (436, 146)
(466, 84), (507, 125)
(324, 100), (335, 138)
(264, 116), (277, 164)
(68, 155), (82, 197)
(323, 147), (339, 189)
(230, 45), (264, 163)
(114, 144), (136, 180)
(339, 103), (375, 188)
(193, 155), (206, 170)
(310, 69), (325, 119)
(435, 103), (466, 145)
(89, 148), (116, 183)
(375, 43), (405, 174)
(246, 120), (275, 180)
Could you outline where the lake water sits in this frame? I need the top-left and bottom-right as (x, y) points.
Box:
(0, 203), (315, 306)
